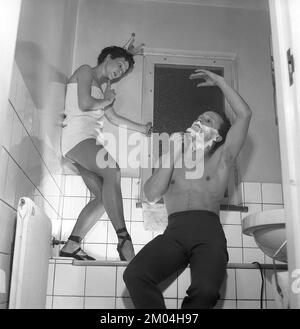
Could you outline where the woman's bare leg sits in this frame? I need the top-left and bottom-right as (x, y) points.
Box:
(65, 139), (135, 261)
(60, 163), (105, 257)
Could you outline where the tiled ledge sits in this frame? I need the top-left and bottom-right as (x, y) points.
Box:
(135, 201), (248, 212)
(68, 259), (287, 270)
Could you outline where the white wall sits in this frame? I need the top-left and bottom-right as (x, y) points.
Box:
(0, 0), (79, 308)
(73, 0), (281, 183)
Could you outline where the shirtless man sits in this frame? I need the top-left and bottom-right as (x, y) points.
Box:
(123, 69), (252, 309)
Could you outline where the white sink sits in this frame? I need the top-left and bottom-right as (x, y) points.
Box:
(242, 209), (287, 263)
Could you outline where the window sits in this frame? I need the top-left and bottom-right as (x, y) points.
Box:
(140, 52), (241, 206)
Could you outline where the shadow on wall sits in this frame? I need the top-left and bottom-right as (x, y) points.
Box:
(8, 134), (62, 204)
(14, 40), (69, 175)
(15, 40), (67, 111)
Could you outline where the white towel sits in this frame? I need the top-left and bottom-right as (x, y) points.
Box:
(142, 202), (168, 232)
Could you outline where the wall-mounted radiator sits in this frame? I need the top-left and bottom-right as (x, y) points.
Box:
(9, 197), (52, 309)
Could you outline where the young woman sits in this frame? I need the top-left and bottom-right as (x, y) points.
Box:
(60, 46), (152, 261)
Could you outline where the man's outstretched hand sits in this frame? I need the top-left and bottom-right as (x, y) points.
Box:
(189, 69), (224, 87)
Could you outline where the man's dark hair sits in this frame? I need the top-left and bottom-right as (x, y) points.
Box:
(97, 46), (135, 72)
(209, 111), (231, 154)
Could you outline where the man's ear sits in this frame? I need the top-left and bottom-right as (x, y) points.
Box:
(216, 135), (223, 143)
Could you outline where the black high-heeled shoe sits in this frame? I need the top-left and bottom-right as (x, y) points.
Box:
(59, 235), (96, 261)
(116, 228), (133, 261)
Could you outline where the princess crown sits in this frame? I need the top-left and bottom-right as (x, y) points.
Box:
(123, 33), (145, 56)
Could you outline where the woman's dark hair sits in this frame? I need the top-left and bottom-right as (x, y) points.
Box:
(209, 111), (231, 154)
(97, 46), (135, 72)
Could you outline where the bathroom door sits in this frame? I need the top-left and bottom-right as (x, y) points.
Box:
(269, 0), (300, 309)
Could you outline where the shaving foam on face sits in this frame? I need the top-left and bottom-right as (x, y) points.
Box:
(186, 121), (219, 151)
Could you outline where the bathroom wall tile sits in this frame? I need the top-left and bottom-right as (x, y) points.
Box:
(84, 221), (108, 244)
(22, 93), (35, 137)
(0, 147), (9, 199)
(116, 266), (130, 298)
(243, 182), (262, 203)
(241, 203), (263, 220)
(107, 221), (132, 244)
(53, 258), (73, 264)
(123, 199), (132, 221)
(177, 268), (190, 299)
(107, 222), (119, 244)
(165, 298), (178, 309)
(62, 196), (87, 219)
(242, 233), (258, 248)
(234, 182), (244, 205)
(243, 248), (265, 264)
(237, 300), (261, 309)
(52, 296), (84, 309)
(1, 104), (14, 150)
(106, 244), (119, 261)
(179, 298), (237, 309)
(64, 175), (87, 197)
(236, 269), (263, 300)
(40, 174), (62, 197)
(53, 174), (65, 193)
(264, 255), (286, 265)
(4, 157), (20, 208)
(116, 297), (135, 309)
(0, 200), (17, 254)
(261, 183), (283, 204)
(264, 269), (275, 300)
(45, 296), (53, 309)
(43, 196), (61, 220)
(85, 266), (116, 297)
(153, 231), (164, 238)
(220, 211), (241, 225)
(83, 243), (107, 261)
(214, 299), (237, 309)
(54, 263), (85, 296)
(8, 110), (23, 165)
(219, 269), (236, 300)
(9, 62), (18, 105)
(131, 178), (140, 200)
(160, 274), (178, 298)
(130, 222), (153, 245)
(227, 248), (243, 263)
(131, 200), (143, 221)
(51, 218), (62, 239)
(264, 269), (288, 302)
(31, 108), (41, 140)
(222, 225), (242, 248)
(177, 299), (183, 309)
(47, 263), (55, 295)
(85, 297), (115, 309)
(121, 177), (132, 199)
(0, 253), (12, 304)
(60, 219), (76, 241)
(266, 300), (278, 309)
(100, 210), (109, 220)
(133, 244), (145, 255)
